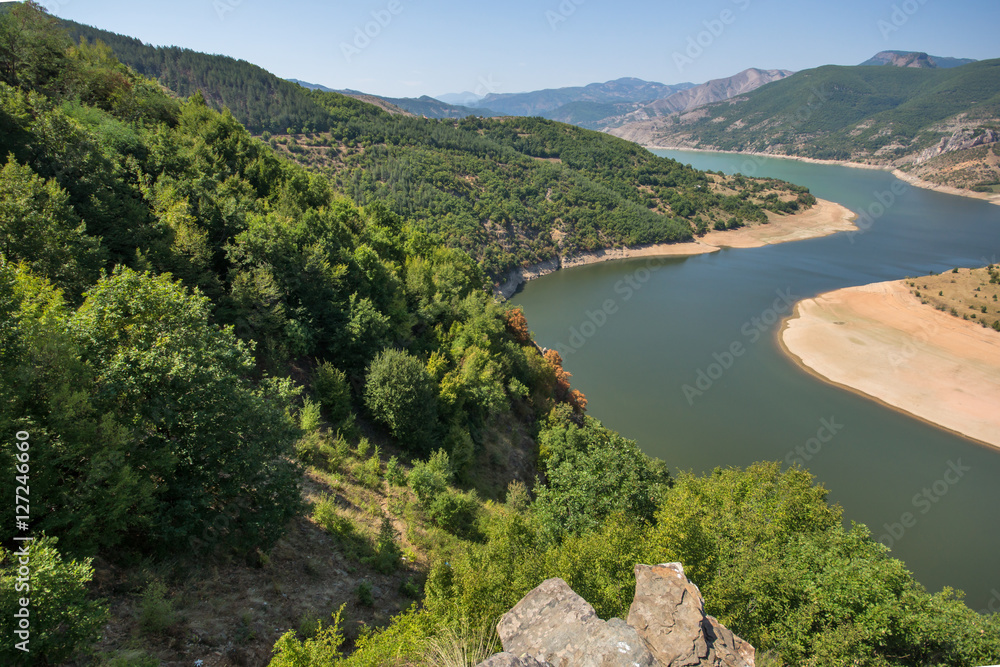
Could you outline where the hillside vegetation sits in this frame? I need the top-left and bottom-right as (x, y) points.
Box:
(0, 4), (998, 666)
(48, 11), (817, 279)
(613, 60), (1000, 190)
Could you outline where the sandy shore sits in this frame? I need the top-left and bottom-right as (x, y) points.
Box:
(780, 280), (1000, 450)
(495, 198), (855, 299)
(700, 198), (856, 248)
(646, 146), (1000, 207)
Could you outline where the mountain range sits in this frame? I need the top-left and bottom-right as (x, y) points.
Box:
(609, 57), (1000, 194)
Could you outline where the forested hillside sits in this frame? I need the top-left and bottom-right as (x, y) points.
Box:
(45, 10), (815, 278)
(612, 60), (1000, 192)
(0, 4), (998, 666)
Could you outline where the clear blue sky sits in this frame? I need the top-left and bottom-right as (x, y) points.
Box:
(37, 0), (1000, 98)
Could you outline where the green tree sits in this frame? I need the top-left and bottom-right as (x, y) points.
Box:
(0, 158), (102, 298)
(0, 1), (71, 93)
(533, 410), (670, 542)
(0, 536), (108, 665)
(364, 347), (438, 452)
(312, 360), (352, 427)
(70, 267), (302, 554)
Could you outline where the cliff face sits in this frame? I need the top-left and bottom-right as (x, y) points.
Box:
(478, 563), (755, 667)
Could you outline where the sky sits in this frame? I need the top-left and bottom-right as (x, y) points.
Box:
(29, 0), (1000, 99)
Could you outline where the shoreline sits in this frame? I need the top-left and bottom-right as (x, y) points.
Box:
(495, 197), (856, 299)
(644, 145), (1000, 207)
(779, 280), (1000, 451)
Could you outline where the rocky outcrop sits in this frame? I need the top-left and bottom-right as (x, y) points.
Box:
(493, 257), (560, 300)
(912, 128), (1000, 164)
(478, 563), (754, 667)
(628, 563), (754, 667)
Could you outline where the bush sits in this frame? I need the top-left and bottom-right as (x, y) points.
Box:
(270, 605), (346, 666)
(384, 456), (406, 486)
(299, 397), (323, 432)
(408, 449), (453, 505)
(364, 348), (439, 452)
(356, 581), (374, 607)
(428, 490), (481, 539)
(138, 581), (174, 634)
(0, 536), (108, 664)
(367, 517), (401, 575)
(294, 429), (348, 471)
(312, 361), (352, 427)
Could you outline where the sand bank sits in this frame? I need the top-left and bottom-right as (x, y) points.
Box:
(495, 198), (855, 299)
(780, 280), (1000, 450)
(700, 198), (856, 248)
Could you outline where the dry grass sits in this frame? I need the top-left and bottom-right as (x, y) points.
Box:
(906, 266), (1000, 331)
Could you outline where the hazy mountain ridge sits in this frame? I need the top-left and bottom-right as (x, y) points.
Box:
(289, 79), (503, 118)
(474, 77), (695, 116)
(538, 68), (792, 130)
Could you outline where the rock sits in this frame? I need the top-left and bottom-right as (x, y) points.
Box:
(478, 652), (552, 667)
(477, 565), (755, 667)
(627, 563), (753, 667)
(493, 257), (560, 300)
(495, 577), (657, 666)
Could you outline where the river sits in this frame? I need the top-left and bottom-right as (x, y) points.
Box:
(511, 149), (1000, 611)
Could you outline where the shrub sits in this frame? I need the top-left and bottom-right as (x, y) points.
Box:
(299, 397), (323, 432)
(356, 581), (374, 607)
(428, 490), (481, 539)
(366, 517), (401, 575)
(270, 605), (346, 666)
(384, 456), (406, 486)
(138, 581), (174, 634)
(364, 348), (439, 452)
(0, 536), (108, 664)
(408, 449), (453, 505)
(294, 429), (347, 471)
(312, 361), (352, 427)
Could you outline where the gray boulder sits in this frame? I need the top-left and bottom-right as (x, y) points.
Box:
(476, 564), (755, 667)
(478, 652), (552, 667)
(496, 577), (657, 666)
(627, 563), (754, 667)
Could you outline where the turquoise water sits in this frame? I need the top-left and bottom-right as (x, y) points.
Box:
(511, 150), (1000, 611)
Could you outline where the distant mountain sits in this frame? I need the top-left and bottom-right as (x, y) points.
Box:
(610, 60), (1000, 192)
(475, 77), (695, 116)
(377, 95), (503, 118)
(436, 91), (484, 106)
(287, 81), (501, 118)
(860, 50), (977, 69)
(541, 69), (792, 130)
(287, 78), (338, 92)
(619, 68), (794, 119)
